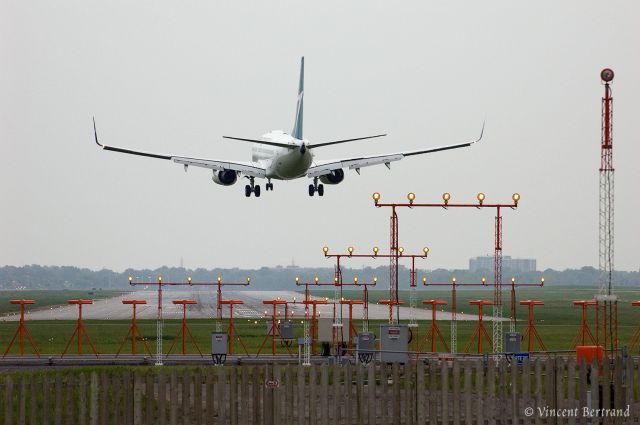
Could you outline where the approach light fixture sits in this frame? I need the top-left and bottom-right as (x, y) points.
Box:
(373, 246), (379, 256)
(512, 193), (520, 206)
(348, 246), (354, 255)
(423, 247), (430, 256)
(481, 277), (487, 285)
(314, 277), (319, 284)
(511, 277), (516, 284)
(158, 276), (162, 283)
(398, 247), (404, 256)
(373, 277), (378, 284)
(217, 276), (222, 283)
(452, 277), (457, 284)
(442, 192), (451, 205)
(540, 277), (545, 286)
(322, 246), (329, 255)
(128, 276), (133, 283)
(477, 192), (485, 205)
(422, 276), (427, 285)
(246, 277), (251, 284)
(372, 192), (381, 205)
(188, 277), (192, 284)
(407, 192), (415, 205)
(354, 277), (359, 284)
(295, 276), (300, 284)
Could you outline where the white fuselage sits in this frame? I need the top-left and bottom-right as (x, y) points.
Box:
(252, 130), (314, 180)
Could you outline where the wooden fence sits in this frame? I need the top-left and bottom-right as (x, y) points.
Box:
(2, 356), (640, 424)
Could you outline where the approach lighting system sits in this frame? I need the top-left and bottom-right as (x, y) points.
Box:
(373, 277), (378, 283)
(540, 277), (545, 286)
(407, 192), (415, 205)
(246, 277), (251, 284)
(481, 277), (487, 285)
(512, 193), (520, 206)
(295, 276), (300, 284)
(422, 276), (427, 284)
(354, 277), (359, 283)
(442, 192), (451, 205)
(477, 192), (485, 206)
(314, 277), (319, 284)
(373, 246), (379, 256)
(158, 276), (162, 283)
(217, 276), (222, 283)
(348, 246), (354, 255)
(398, 247), (405, 256)
(128, 276), (133, 283)
(322, 246), (329, 255)
(372, 192), (381, 205)
(423, 247), (430, 256)
(187, 277), (192, 284)
(452, 277), (457, 284)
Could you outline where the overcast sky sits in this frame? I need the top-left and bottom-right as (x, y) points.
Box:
(1, 1), (639, 273)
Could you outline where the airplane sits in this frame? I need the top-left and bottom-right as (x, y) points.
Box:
(93, 57), (483, 197)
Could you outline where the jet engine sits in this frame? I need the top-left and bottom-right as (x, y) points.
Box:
(319, 169), (344, 185)
(211, 170), (238, 186)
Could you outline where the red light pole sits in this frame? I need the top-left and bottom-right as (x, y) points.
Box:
(116, 300), (153, 357)
(418, 299), (449, 353)
(570, 300), (598, 348)
(166, 300), (203, 357)
(220, 300), (250, 355)
(372, 191), (520, 354)
(61, 300), (99, 358)
(519, 300), (546, 352)
(464, 300), (494, 354)
(3, 300), (40, 358)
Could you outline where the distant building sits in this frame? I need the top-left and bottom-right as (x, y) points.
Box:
(469, 256), (536, 272)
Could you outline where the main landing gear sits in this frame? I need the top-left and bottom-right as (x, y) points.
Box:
(308, 177), (324, 197)
(245, 177), (261, 198)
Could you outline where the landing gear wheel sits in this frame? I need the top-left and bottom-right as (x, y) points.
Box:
(317, 184), (324, 197)
(266, 182), (273, 191)
(308, 184), (315, 196)
(254, 185), (261, 197)
(245, 185), (251, 197)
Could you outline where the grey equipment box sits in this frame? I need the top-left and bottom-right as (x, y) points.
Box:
(211, 332), (228, 365)
(380, 324), (409, 363)
(505, 332), (521, 353)
(279, 321), (294, 340)
(356, 332), (375, 364)
(317, 318), (333, 342)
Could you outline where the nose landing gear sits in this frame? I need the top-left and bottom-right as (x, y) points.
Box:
(265, 179), (274, 191)
(308, 177), (324, 197)
(244, 177), (261, 198)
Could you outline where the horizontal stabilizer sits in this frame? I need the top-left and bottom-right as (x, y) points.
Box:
(307, 134), (387, 149)
(222, 136), (294, 149)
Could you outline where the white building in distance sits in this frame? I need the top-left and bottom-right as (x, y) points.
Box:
(469, 256), (536, 272)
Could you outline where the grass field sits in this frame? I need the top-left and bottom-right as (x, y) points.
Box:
(0, 286), (638, 355)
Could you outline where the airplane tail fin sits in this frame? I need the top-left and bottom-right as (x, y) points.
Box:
(292, 57), (304, 140)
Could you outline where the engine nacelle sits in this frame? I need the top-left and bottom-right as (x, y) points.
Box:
(212, 170), (238, 186)
(319, 169), (345, 185)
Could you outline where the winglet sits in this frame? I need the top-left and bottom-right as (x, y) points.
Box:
(93, 116), (103, 147)
(472, 120), (485, 144)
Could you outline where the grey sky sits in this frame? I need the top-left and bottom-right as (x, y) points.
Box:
(1, 1), (639, 272)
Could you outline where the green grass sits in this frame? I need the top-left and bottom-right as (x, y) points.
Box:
(0, 286), (638, 355)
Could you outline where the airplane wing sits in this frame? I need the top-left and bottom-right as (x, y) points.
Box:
(307, 124), (484, 178)
(93, 119), (266, 178)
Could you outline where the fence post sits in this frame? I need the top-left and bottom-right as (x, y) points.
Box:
(567, 357), (576, 425)
(89, 373), (98, 425)
(320, 364), (328, 425)
(416, 360), (425, 425)
(99, 373), (107, 425)
(511, 356), (518, 425)
(18, 376), (26, 425)
(522, 357), (531, 425)
(429, 360), (438, 425)
(475, 360), (484, 425)
(4, 376), (13, 425)
(133, 371), (142, 425)
(29, 375), (37, 425)
(487, 358), (496, 425)
(452, 360), (460, 425)
(463, 360), (472, 425)
(367, 364), (375, 425)
(42, 375), (50, 425)
(145, 370), (154, 425)
(441, 360), (449, 424)
(54, 374), (62, 425)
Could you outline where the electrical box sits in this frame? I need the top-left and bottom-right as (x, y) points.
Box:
(211, 332), (228, 355)
(505, 332), (521, 353)
(317, 318), (333, 341)
(576, 345), (604, 365)
(380, 324), (408, 363)
(279, 320), (294, 340)
(356, 332), (375, 364)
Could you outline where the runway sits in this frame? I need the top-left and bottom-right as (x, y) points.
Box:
(1, 289), (504, 322)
